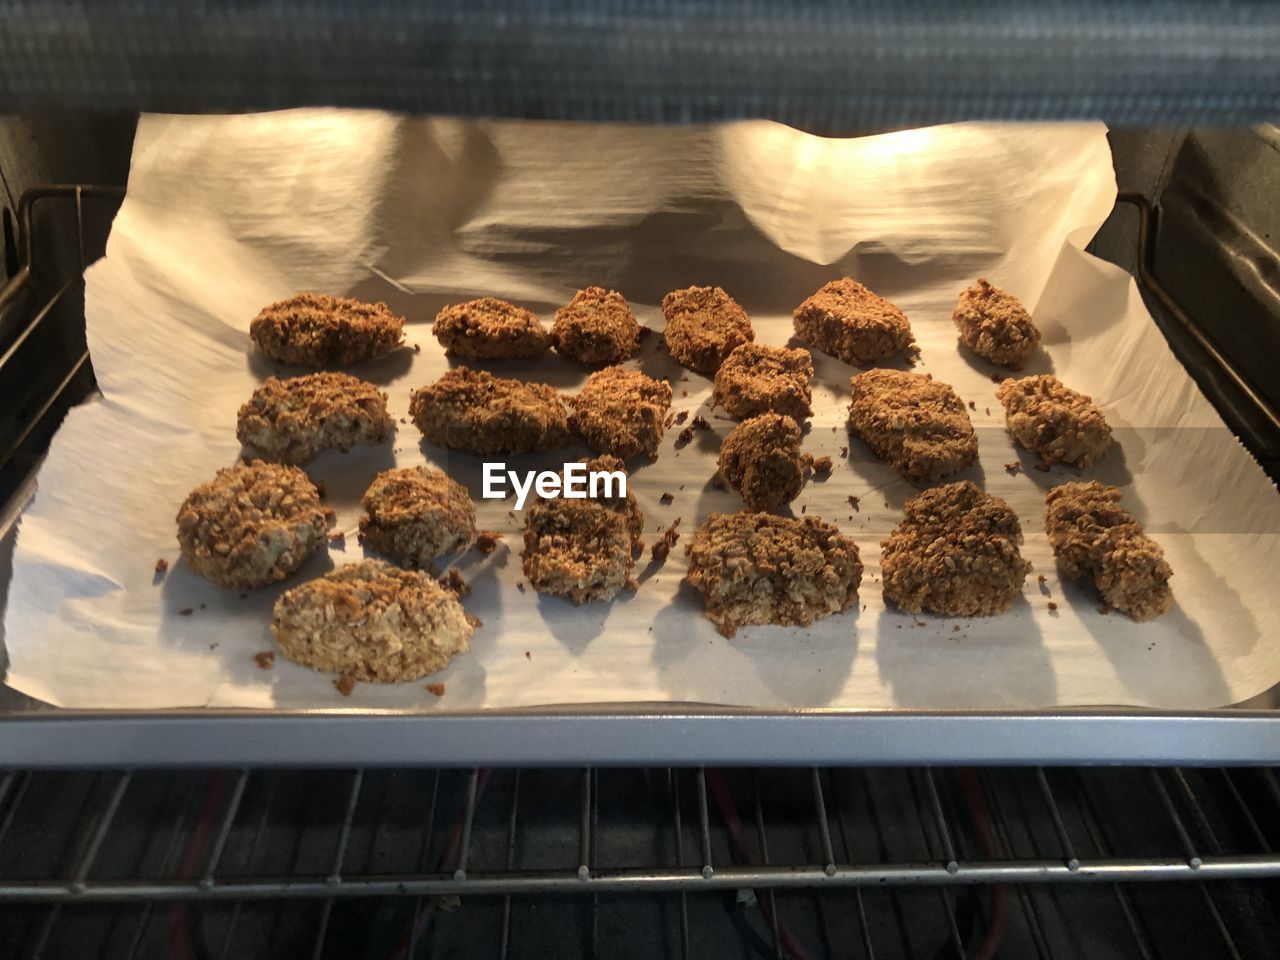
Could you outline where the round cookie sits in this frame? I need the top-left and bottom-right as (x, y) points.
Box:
(996, 375), (1112, 467)
(409, 367), (571, 455)
(880, 481), (1031, 617)
(236, 372), (394, 465)
(552, 287), (641, 365)
(712, 342), (814, 420)
(249, 293), (405, 367)
(176, 460), (332, 589)
(847, 369), (978, 482)
(661, 285), (753, 374)
(272, 559), (474, 682)
(686, 512), (862, 638)
(793, 278), (914, 365)
(359, 466), (477, 567)
(433, 297), (552, 361)
(717, 412), (806, 512)
(952, 278), (1040, 369)
(569, 366), (672, 462)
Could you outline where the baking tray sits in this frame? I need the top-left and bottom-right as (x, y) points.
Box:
(2, 185), (1279, 768)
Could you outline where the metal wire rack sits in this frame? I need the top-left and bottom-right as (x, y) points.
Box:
(0, 765), (1279, 958)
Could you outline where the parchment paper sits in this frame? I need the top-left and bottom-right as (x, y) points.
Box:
(3, 111), (1278, 710)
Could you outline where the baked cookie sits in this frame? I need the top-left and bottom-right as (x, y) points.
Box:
(792, 278), (914, 365)
(847, 369), (978, 482)
(1044, 481), (1172, 620)
(997, 375), (1112, 467)
(272, 559), (473, 682)
(685, 512), (862, 637)
(661, 285), (753, 374)
(521, 455), (643, 603)
(249, 293), (404, 367)
(711, 343), (814, 420)
(881, 481), (1031, 616)
(236, 372), (394, 465)
(176, 461), (332, 589)
(359, 466), (477, 567)
(718, 412), (806, 512)
(952, 278), (1040, 369)
(552, 287), (641, 365)
(409, 367), (571, 455)
(569, 366), (672, 462)
(433, 297), (552, 361)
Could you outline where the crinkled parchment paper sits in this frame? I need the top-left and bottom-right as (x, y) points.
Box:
(3, 112), (1278, 709)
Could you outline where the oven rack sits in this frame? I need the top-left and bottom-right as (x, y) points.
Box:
(1, 764), (1279, 958)
(2, 184), (1280, 768)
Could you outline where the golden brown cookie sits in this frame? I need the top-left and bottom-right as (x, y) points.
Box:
(661, 285), (753, 374)
(249, 293), (404, 367)
(409, 368), (571, 455)
(847, 369), (977, 482)
(718, 413), (806, 512)
(711, 342), (814, 420)
(996, 375), (1113, 467)
(359, 466), (477, 567)
(569, 366), (672, 462)
(952, 278), (1040, 369)
(272, 559), (473, 682)
(686, 512), (862, 637)
(792, 278), (914, 365)
(521, 456), (643, 603)
(433, 297), (552, 361)
(1044, 481), (1172, 621)
(176, 461), (332, 589)
(552, 287), (641, 365)
(236, 372), (393, 465)
(881, 481), (1031, 616)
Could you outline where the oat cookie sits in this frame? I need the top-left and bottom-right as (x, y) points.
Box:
(409, 367), (571, 455)
(711, 343), (814, 420)
(685, 513), (862, 637)
(881, 481), (1031, 616)
(847, 369), (977, 482)
(570, 366), (673, 462)
(997, 375), (1112, 467)
(433, 297), (552, 361)
(236, 372), (393, 465)
(1044, 481), (1172, 620)
(952, 278), (1040, 369)
(249, 293), (405, 367)
(718, 413), (806, 512)
(552, 287), (641, 365)
(359, 466), (477, 567)
(176, 460), (332, 589)
(792, 278), (914, 365)
(521, 455), (643, 603)
(272, 559), (473, 682)
(661, 286), (754, 374)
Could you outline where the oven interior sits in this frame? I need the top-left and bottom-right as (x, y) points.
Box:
(1, 112), (1279, 957)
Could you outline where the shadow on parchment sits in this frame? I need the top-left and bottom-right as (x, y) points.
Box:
(874, 592), (1058, 709)
(1064, 533), (1238, 709)
(648, 574), (859, 708)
